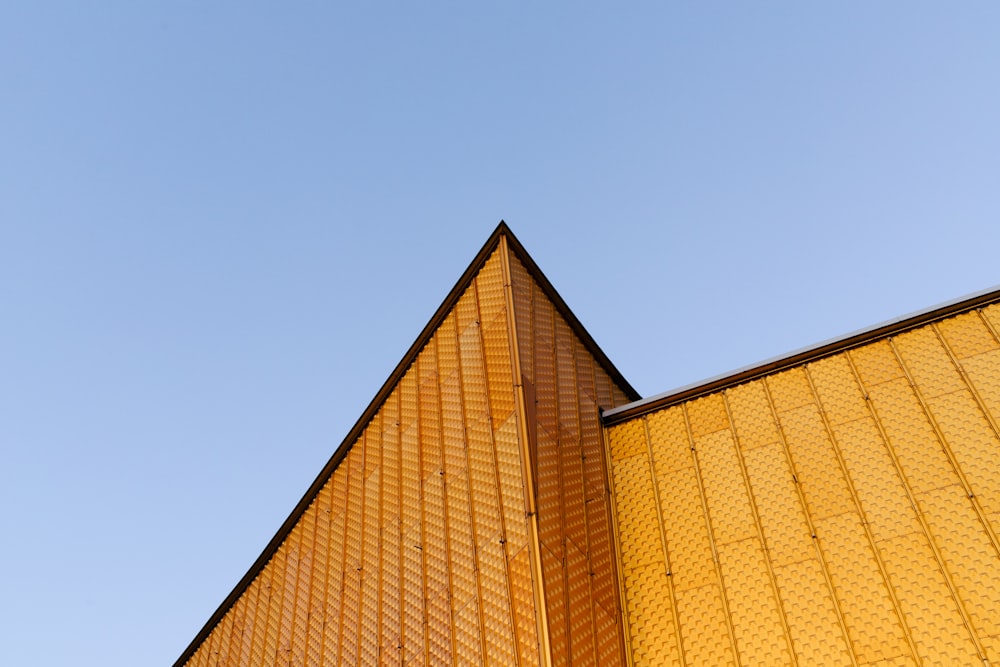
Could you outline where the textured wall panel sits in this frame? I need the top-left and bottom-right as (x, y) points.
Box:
(609, 305), (1000, 666)
(507, 250), (633, 667)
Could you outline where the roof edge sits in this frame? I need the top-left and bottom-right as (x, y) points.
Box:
(603, 283), (1000, 425)
(173, 223), (509, 666)
(172, 220), (638, 665)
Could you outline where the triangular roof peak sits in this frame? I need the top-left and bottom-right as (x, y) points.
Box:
(173, 221), (637, 666)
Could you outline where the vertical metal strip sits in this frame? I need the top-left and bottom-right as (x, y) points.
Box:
(451, 309), (490, 664)
(414, 357), (433, 664)
(642, 416), (688, 667)
(432, 334), (462, 665)
(682, 404), (743, 667)
(929, 323), (1000, 556)
(600, 420), (636, 667)
(334, 445), (355, 666)
(720, 391), (799, 667)
(499, 236), (554, 667)
(802, 363), (921, 664)
(575, 339), (601, 666)
(375, 413), (385, 664)
(760, 378), (859, 667)
(294, 497), (318, 665)
(474, 271), (523, 666)
(392, 391), (404, 665)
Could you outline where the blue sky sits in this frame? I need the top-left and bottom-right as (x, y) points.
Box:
(3, 4), (999, 664)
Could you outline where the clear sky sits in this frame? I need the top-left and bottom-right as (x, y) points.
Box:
(3, 3), (999, 665)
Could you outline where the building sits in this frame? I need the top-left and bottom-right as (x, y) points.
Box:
(174, 224), (1000, 666)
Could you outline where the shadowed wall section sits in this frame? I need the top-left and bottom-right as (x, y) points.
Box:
(606, 305), (1000, 666)
(507, 252), (633, 667)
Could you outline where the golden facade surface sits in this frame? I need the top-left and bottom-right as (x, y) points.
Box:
(177, 232), (635, 667)
(177, 224), (1000, 667)
(607, 304), (1000, 666)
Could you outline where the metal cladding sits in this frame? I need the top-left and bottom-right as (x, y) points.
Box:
(176, 224), (1000, 667)
(607, 306), (1000, 666)
(174, 227), (636, 667)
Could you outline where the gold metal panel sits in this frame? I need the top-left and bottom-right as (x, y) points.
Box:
(777, 403), (856, 521)
(509, 547), (541, 667)
(851, 340), (904, 388)
(565, 543), (596, 667)
(585, 492), (617, 620)
(454, 597), (483, 666)
(558, 429), (585, 555)
(540, 545), (567, 666)
(893, 327), (965, 398)
(457, 298), (489, 426)
(765, 366), (814, 412)
(307, 490), (330, 667)
(594, 605), (623, 667)
(726, 380), (780, 449)
(478, 539), (517, 665)
(866, 378), (959, 495)
(624, 564), (680, 667)
(483, 312), (516, 430)
(876, 531), (981, 664)
(439, 372), (466, 477)
(660, 465), (716, 592)
(742, 442), (813, 567)
(607, 416), (645, 462)
(814, 511), (910, 665)
(612, 452), (661, 570)
(926, 390), (1000, 517)
(423, 474), (452, 662)
(809, 355), (869, 425)
(427, 588), (452, 666)
(686, 393), (729, 437)
(938, 310), (999, 359)
(265, 548), (287, 664)
(774, 558), (853, 666)
(323, 464), (349, 665)
(362, 467), (381, 667)
(293, 509), (316, 666)
(532, 294), (559, 442)
(827, 417), (921, 542)
(673, 584), (737, 666)
(401, 525), (424, 665)
(916, 483), (1000, 641)
(696, 428), (755, 545)
(475, 250), (507, 331)
(495, 414), (529, 554)
(421, 444), (449, 604)
(241, 581), (261, 666)
(717, 538), (793, 666)
(645, 406), (691, 475)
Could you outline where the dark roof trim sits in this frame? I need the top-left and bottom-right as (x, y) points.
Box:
(173, 221), (637, 666)
(602, 284), (1000, 425)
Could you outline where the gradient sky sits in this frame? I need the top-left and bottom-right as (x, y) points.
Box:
(3, 4), (1000, 665)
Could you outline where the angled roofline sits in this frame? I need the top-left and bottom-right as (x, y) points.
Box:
(602, 283), (1000, 425)
(172, 221), (638, 666)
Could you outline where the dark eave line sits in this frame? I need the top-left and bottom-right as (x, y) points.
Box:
(172, 220), (637, 666)
(602, 283), (1000, 426)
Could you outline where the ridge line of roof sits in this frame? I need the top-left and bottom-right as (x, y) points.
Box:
(173, 220), (638, 665)
(602, 283), (1000, 425)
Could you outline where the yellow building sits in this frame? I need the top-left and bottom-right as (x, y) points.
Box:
(175, 224), (1000, 666)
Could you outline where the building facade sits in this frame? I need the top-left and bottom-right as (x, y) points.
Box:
(175, 224), (1000, 666)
